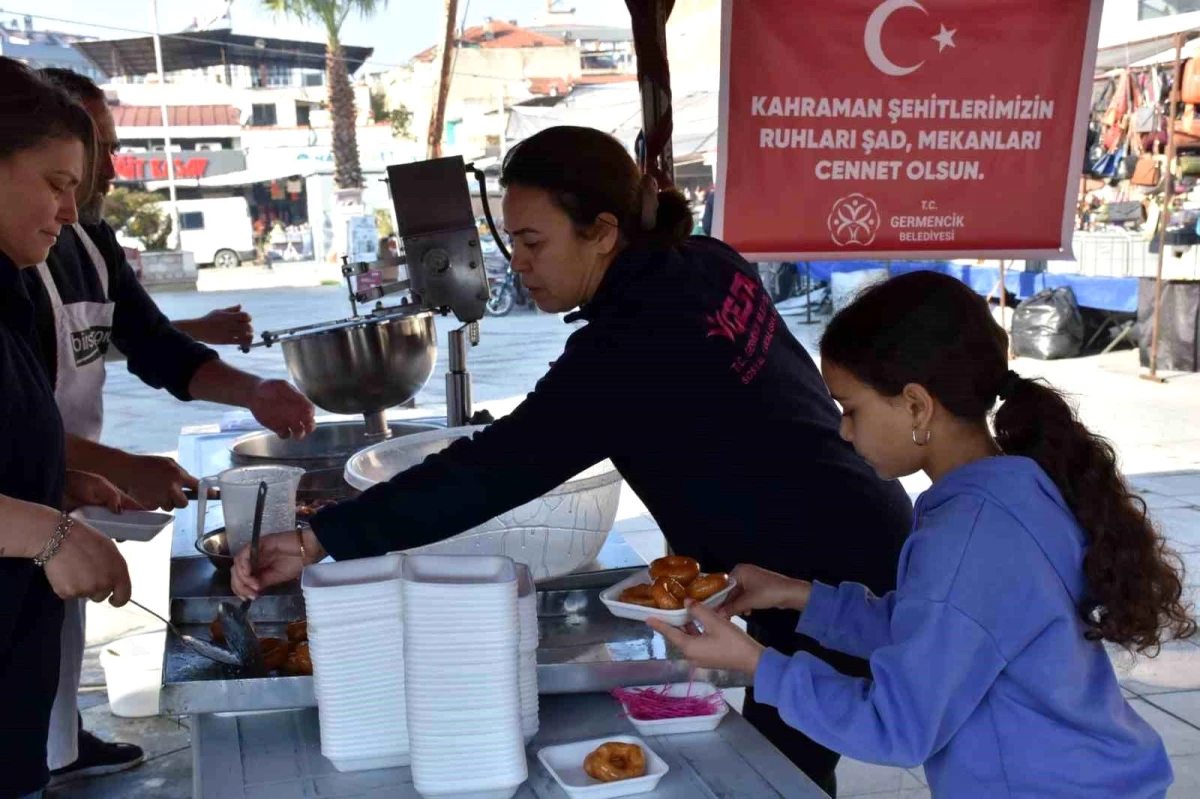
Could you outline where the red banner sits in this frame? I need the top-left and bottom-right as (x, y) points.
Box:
(715, 0), (1102, 260)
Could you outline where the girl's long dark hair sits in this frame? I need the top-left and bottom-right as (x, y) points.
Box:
(821, 271), (1194, 652)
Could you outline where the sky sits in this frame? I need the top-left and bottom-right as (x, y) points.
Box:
(5, 0), (630, 70)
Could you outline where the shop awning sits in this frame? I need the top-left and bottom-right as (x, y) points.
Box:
(144, 161), (321, 190)
(75, 30), (373, 79)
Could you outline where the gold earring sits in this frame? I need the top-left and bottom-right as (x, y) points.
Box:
(912, 428), (931, 446)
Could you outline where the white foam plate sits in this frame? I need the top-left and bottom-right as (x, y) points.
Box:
(599, 570), (737, 627)
(616, 683), (729, 736)
(537, 735), (668, 798)
(70, 506), (172, 542)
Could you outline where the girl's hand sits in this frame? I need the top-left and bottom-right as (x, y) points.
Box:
(719, 564), (812, 619)
(647, 600), (765, 676)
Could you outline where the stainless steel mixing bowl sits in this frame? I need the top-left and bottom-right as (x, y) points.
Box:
(281, 311), (437, 418)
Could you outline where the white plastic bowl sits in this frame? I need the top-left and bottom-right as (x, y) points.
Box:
(345, 426), (623, 580)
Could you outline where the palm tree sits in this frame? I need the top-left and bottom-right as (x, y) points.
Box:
(262, 0), (386, 189)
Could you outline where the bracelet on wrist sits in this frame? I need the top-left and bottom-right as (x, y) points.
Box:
(34, 513), (74, 568)
(295, 527), (308, 566)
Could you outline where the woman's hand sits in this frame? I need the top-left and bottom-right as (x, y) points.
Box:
(42, 519), (132, 606)
(232, 528), (325, 599)
(63, 470), (143, 514)
(647, 600), (765, 676)
(718, 564), (812, 619)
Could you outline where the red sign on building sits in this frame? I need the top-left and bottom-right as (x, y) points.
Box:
(112, 154), (210, 181)
(714, 0), (1103, 260)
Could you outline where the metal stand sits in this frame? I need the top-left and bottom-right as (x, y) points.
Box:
(1144, 33), (1184, 384)
(446, 323), (478, 427)
(362, 411), (390, 441)
(796, 262), (820, 324)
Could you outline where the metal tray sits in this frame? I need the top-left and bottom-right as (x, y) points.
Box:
(230, 420), (436, 469)
(159, 564), (751, 716)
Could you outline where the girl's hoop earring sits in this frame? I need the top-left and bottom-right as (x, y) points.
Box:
(912, 428), (931, 446)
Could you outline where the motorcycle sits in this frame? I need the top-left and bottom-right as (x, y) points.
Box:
(485, 263), (534, 317)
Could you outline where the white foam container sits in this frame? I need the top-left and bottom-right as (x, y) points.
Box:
(303, 553), (409, 773)
(537, 735), (668, 798)
(99, 632), (164, 718)
(301, 553), (405, 598)
(402, 554), (527, 798)
(616, 683), (729, 736)
(599, 570), (738, 627)
(72, 506), (172, 542)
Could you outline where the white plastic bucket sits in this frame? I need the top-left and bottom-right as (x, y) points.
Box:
(99, 632), (164, 718)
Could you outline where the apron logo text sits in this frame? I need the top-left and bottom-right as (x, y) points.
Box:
(71, 326), (112, 368)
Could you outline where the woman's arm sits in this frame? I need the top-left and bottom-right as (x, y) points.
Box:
(310, 324), (621, 560)
(0, 493), (60, 558)
(0, 493), (132, 605)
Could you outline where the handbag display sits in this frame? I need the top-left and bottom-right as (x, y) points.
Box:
(1135, 105), (1160, 133)
(1098, 201), (1145, 225)
(1179, 153), (1200, 176)
(1130, 154), (1163, 187)
(1183, 58), (1200, 105)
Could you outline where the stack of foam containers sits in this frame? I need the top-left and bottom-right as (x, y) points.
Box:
(401, 554), (527, 799)
(301, 553), (409, 772)
(515, 563), (539, 743)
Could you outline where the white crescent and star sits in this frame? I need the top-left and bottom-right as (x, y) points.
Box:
(863, 0), (957, 77)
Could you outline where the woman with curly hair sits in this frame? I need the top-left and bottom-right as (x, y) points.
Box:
(654, 270), (1193, 798)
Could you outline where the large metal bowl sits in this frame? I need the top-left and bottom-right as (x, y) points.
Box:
(281, 311), (437, 416)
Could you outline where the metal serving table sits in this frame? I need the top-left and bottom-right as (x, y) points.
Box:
(164, 425), (753, 715)
(192, 693), (831, 798)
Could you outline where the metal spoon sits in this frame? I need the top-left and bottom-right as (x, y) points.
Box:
(126, 598), (242, 667)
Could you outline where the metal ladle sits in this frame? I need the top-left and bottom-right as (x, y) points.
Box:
(126, 598), (242, 667)
(125, 481), (273, 671)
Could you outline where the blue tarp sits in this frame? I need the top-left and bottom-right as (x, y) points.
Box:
(798, 261), (1139, 313)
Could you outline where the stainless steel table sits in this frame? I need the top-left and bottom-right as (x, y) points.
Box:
(173, 424), (805, 798)
(192, 693), (831, 798)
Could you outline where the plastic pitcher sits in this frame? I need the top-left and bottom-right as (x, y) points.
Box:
(196, 465), (306, 556)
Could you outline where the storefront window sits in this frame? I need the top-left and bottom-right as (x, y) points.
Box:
(1139, 0), (1200, 19)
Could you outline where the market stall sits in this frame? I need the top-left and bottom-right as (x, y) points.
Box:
(157, 19), (835, 786)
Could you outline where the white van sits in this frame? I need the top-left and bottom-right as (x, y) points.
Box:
(166, 197), (255, 268)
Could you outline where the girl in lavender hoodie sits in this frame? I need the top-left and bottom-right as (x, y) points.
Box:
(652, 271), (1194, 798)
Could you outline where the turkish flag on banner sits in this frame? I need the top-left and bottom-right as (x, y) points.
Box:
(714, 0), (1102, 260)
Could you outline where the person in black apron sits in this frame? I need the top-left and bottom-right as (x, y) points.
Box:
(0, 57), (134, 799)
(237, 126), (913, 796)
(29, 68), (319, 787)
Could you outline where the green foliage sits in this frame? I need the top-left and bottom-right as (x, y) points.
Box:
(104, 188), (173, 251)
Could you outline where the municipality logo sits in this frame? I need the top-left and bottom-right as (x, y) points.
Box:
(71, 326), (112, 367)
(827, 194), (881, 247)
